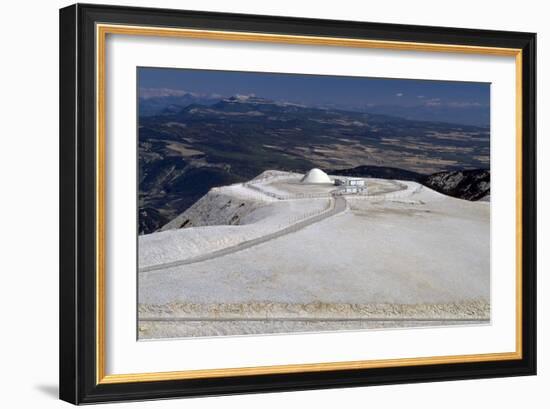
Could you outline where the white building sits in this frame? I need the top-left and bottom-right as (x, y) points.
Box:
(335, 177), (367, 194)
(335, 177), (366, 186)
(348, 178), (365, 186)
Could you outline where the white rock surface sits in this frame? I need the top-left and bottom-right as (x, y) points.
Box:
(138, 171), (490, 338)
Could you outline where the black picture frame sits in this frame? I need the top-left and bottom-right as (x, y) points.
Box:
(60, 3), (536, 404)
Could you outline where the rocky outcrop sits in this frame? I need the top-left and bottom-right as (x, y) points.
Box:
(160, 189), (261, 231)
(422, 169), (490, 201)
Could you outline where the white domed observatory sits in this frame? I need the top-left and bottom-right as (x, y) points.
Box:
(300, 168), (332, 184)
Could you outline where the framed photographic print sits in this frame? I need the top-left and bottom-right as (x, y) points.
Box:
(59, 3), (536, 404)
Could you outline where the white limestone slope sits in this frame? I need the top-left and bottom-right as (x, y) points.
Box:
(139, 197), (330, 268)
(138, 171), (490, 338)
(140, 172), (332, 268)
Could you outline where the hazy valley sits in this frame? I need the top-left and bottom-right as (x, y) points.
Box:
(139, 95), (490, 234)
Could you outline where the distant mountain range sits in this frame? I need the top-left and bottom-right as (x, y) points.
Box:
(140, 92), (489, 127)
(139, 92), (221, 117)
(348, 104), (489, 127)
(138, 95), (490, 234)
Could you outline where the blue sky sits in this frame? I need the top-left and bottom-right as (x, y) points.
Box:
(139, 66), (488, 106)
(138, 67), (490, 125)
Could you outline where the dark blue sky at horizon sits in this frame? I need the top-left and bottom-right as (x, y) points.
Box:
(138, 67), (490, 123)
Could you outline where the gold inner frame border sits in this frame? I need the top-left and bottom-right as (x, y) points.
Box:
(95, 23), (523, 385)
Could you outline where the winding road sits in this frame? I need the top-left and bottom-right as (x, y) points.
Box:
(139, 195), (347, 273)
